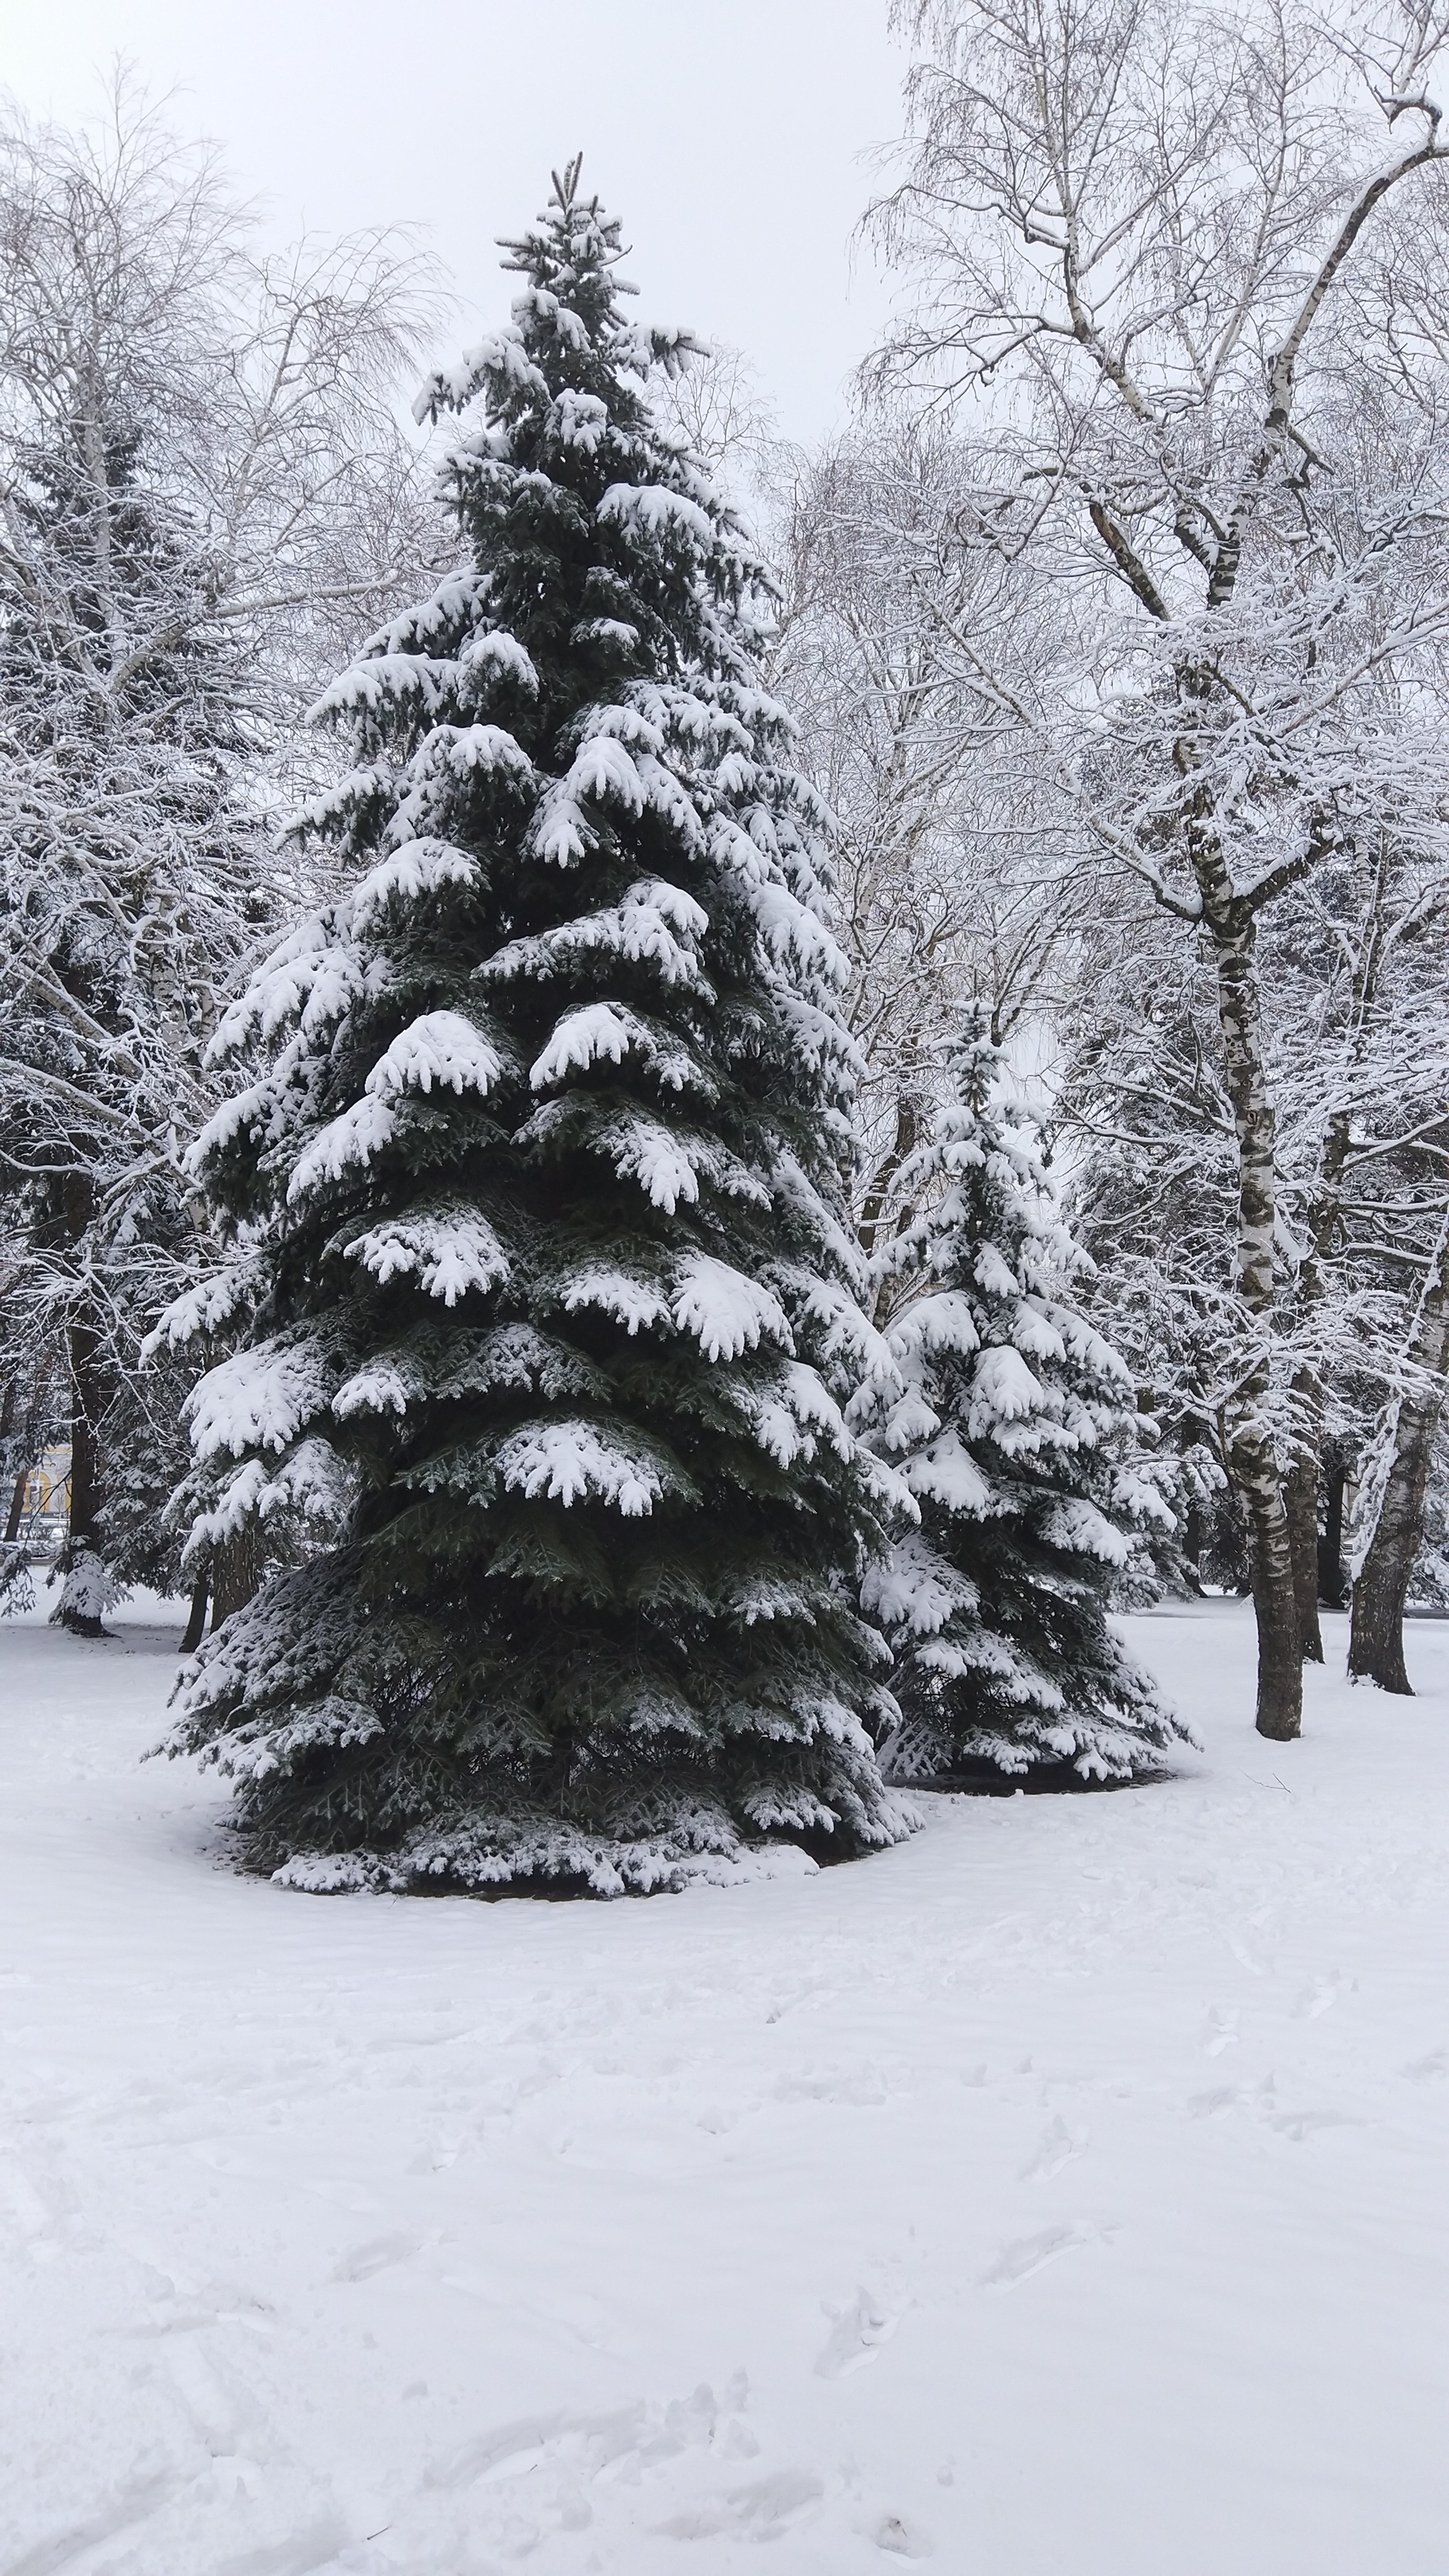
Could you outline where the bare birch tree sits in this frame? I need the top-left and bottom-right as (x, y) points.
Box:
(768, 420), (1090, 1287)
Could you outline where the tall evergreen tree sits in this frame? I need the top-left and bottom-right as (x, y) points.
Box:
(163, 163), (913, 1893)
(858, 1010), (1192, 1783)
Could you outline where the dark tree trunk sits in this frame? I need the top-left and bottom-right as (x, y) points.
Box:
(57, 1312), (108, 1635)
(1180, 1497), (1207, 1592)
(180, 1570), (210, 1655)
(1349, 1529), (1416, 1694)
(1, 1381), (27, 1545)
(1168, 674), (1303, 1737)
(1318, 1455), (1347, 1606)
(53, 1175), (114, 1637)
(858, 1092), (920, 1304)
(1284, 1449), (1324, 1662)
(1280, 1104), (1352, 1662)
(1349, 1212), (1449, 1696)
(209, 1527), (261, 1631)
(66, 1327), (100, 1546)
(1237, 1440), (1303, 1738)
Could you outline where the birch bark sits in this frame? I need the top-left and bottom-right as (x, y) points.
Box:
(1349, 1208), (1449, 1693)
(1193, 867), (1302, 1736)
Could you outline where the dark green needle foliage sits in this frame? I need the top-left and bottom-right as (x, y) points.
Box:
(163, 163), (913, 1892)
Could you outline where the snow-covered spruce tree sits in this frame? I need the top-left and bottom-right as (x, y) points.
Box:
(856, 1011), (1191, 1783)
(163, 163), (914, 1894)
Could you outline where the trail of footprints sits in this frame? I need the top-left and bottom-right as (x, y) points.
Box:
(13, 1971), (1446, 2575)
(376, 2369), (935, 2563)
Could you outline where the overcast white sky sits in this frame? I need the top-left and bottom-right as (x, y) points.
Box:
(0, 0), (911, 443)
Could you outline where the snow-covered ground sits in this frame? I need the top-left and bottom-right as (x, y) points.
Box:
(2, 1600), (1447, 2576)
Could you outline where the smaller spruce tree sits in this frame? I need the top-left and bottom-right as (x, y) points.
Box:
(857, 1009), (1193, 1783)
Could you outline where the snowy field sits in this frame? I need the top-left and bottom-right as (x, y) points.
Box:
(2, 1601), (1448, 2576)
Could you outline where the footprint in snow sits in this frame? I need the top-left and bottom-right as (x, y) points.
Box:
(204, 2512), (350, 2575)
(306, 2176), (380, 2214)
(427, 2408), (589, 2491)
(814, 2288), (902, 2379)
(1019, 2114), (1086, 2180)
(1226, 1933), (1270, 1978)
(428, 2380), (752, 2500)
(1188, 2085), (1245, 2118)
(867, 2508), (936, 2559)
(978, 2221), (1104, 2290)
(0, 2154), (59, 2247)
(187, 2139), (259, 2178)
(330, 2230), (420, 2282)
(1188, 2074), (1277, 2120)
(1269, 2108), (1363, 2142)
(1401, 2047), (1449, 2081)
(775, 2068), (888, 2107)
(165, 2336), (247, 2449)
(655, 2468), (823, 2541)
(5, 2466), (185, 2575)
(1293, 1974), (1352, 2020)
(1203, 2006), (1240, 2057)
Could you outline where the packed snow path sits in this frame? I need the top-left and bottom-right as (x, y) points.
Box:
(2, 1602), (1447, 2575)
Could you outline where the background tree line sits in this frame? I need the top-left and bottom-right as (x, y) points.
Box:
(3, 2), (1447, 1739)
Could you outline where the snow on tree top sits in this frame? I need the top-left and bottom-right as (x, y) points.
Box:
(287, 1095), (397, 1199)
(530, 1003), (707, 1099)
(480, 878), (710, 994)
(889, 1291), (982, 1362)
(560, 1266), (673, 1338)
(331, 1357), (418, 1420)
(901, 1428), (998, 1517)
(970, 1345), (1058, 1429)
(673, 1255), (792, 1364)
(456, 631), (539, 691)
(364, 1011), (505, 1102)
(186, 1333), (336, 1463)
(598, 483), (717, 548)
(342, 1207), (510, 1306)
(494, 1420), (680, 1518)
(862, 1536), (980, 1635)
(351, 842), (483, 928)
(311, 655), (458, 723)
